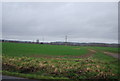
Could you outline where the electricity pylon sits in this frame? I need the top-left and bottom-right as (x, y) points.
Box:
(65, 35), (68, 45)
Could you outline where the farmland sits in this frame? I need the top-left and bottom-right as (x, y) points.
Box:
(2, 42), (120, 80)
(2, 42), (88, 57)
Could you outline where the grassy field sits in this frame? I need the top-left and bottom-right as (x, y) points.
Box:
(2, 42), (88, 57)
(2, 42), (120, 80)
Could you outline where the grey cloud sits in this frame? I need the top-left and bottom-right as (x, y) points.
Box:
(0, 3), (2, 38)
(2, 2), (118, 43)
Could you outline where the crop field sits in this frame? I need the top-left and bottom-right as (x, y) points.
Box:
(2, 42), (88, 57)
(2, 42), (120, 80)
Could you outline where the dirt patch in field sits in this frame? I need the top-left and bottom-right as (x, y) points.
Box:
(30, 54), (55, 58)
(103, 51), (117, 55)
(88, 49), (97, 53)
(103, 51), (119, 59)
(73, 49), (96, 58)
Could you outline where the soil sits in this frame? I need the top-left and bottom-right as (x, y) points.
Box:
(103, 51), (120, 59)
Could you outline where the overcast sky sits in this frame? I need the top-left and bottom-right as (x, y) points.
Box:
(2, 2), (118, 43)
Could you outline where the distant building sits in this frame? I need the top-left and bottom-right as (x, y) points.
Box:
(1, 39), (119, 47)
(36, 39), (39, 43)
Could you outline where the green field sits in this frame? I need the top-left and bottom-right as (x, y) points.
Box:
(2, 42), (88, 57)
(2, 42), (120, 80)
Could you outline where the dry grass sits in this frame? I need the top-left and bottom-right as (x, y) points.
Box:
(2, 55), (118, 79)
